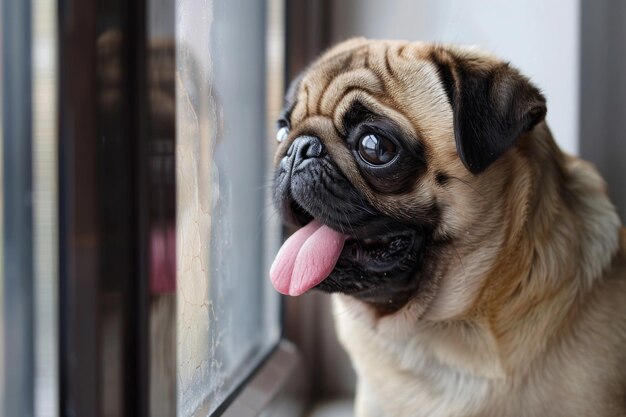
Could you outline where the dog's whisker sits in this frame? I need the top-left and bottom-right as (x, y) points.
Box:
(448, 175), (488, 202)
(331, 301), (362, 319)
(252, 184), (275, 192)
(255, 207), (280, 228)
(451, 246), (467, 280)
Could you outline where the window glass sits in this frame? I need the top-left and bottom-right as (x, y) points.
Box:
(176, 0), (280, 415)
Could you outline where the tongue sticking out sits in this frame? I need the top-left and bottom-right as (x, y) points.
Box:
(270, 220), (347, 296)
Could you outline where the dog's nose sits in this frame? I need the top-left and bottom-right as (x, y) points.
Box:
(287, 135), (325, 162)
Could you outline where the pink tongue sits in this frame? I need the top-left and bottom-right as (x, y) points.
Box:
(270, 220), (347, 296)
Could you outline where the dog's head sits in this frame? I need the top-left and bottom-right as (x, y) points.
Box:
(270, 39), (547, 317)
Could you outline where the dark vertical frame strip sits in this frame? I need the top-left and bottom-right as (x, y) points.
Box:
(58, 0), (100, 414)
(2, 0), (34, 416)
(58, 0), (149, 415)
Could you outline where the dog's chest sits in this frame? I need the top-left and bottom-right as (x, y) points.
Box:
(333, 296), (504, 416)
(332, 294), (626, 417)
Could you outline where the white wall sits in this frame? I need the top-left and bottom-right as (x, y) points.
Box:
(331, 0), (581, 155)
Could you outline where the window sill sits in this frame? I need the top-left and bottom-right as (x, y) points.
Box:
(307, 398), (354, 417)
(219, 340), (308, 417)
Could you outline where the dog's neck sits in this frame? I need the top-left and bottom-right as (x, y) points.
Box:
(466, 123), (621, 376)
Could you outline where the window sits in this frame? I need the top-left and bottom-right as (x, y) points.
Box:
(2, 0), (305, 416)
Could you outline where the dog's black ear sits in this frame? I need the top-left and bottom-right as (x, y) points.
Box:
(433, 54), (547, 174)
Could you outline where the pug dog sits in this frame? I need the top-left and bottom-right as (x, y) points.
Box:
(270, 38), (626, 417)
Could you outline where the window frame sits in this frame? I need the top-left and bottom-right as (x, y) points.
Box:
(3, 0), (317, 415)
(2, 0), (35, 415)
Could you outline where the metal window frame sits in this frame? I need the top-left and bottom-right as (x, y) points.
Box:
(2, 1), (61, 416)
(218, 341), (307, 417)
(32, 0), (60, 415)
(2, 0), (35, 415)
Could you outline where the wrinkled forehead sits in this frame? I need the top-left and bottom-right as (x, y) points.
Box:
(282, 40), (453, 141)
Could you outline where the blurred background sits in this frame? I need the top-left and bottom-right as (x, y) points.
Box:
(0, 0), (624, 416)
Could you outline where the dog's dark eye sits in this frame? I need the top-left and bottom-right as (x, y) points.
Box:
(358, 134), (397, 165)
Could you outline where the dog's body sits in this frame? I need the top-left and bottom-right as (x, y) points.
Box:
(271, 38), (626, 416)
(334, 142), (626, 417)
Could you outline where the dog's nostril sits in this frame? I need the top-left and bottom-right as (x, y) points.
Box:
(288, 135), (325, 162)
(303, 137), (324, 158)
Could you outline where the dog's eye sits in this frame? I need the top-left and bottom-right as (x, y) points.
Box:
(276, 126), (289, 143)
(358, 134), (397, 165)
